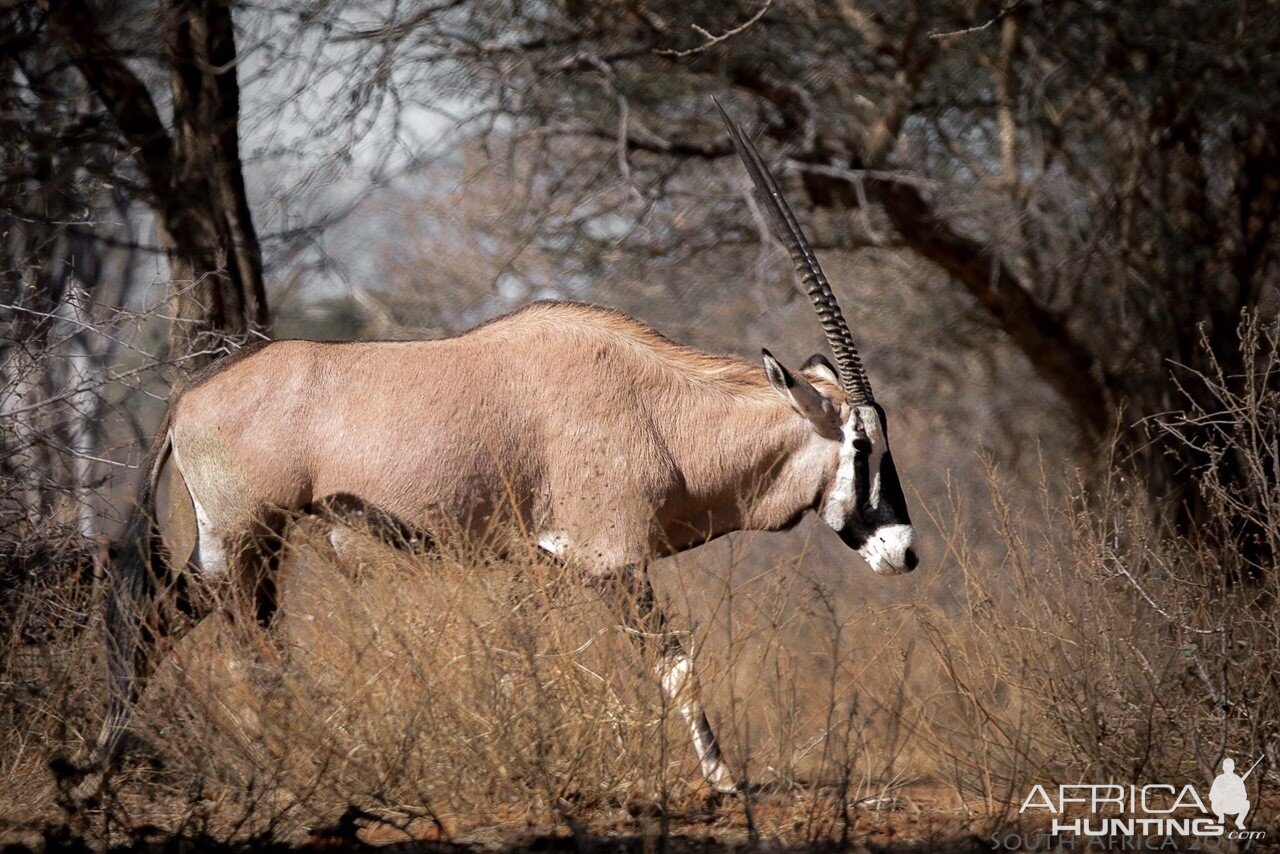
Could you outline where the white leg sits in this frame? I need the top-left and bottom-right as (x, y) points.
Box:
(189, 491), (229, 576)
(594, 566), (736, 793)
(172, 440), (228, 577)
(657, 647), (736, 792)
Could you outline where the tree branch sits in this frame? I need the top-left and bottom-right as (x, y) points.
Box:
(39, 0), (173, 198)
(869, 173), (1109, 432)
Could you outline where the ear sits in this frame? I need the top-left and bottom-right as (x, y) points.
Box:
(762, 349), (836, 427)
(801, 353), (840, 388)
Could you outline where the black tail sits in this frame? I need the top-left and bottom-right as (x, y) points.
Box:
(94, 411), (174, 766)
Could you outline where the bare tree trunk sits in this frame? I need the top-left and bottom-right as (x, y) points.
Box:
(0, 345), (44, 531)
(57, 285), (103, 540)
(42, 0), (268, 366)
(160, 0), (267, 359)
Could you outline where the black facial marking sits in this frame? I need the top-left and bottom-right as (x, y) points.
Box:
(837, 524), (869, 551)
(854, 445), (871, 511)
(831, 403), (913, 551)
(872, 402), (889, 435)
(877, 451), (912, 525)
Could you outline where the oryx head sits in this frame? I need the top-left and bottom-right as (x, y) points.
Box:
(719, 104), (918, 575)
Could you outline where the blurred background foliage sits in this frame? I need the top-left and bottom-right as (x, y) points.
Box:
(2, 0), (1278, 616)
(3, 2), (1280, 844)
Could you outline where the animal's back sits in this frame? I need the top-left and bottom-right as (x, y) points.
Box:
(168, 302), (763, 545)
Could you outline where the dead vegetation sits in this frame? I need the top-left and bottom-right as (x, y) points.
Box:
(5, 1), (1279, 848)
(2, 321), (1277, 851)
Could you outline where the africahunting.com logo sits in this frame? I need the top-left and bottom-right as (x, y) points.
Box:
(993, 757), (1267, 850)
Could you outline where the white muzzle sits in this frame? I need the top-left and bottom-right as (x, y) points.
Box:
(859, 524), (918, 575)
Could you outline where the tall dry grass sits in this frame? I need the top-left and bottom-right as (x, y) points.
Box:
(1, 322), (1276, 849)
(2, 519), (957, 847)
(912, 318), (1280, 818)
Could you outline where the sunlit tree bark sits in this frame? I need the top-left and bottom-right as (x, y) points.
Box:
(41, 0), (267, 362)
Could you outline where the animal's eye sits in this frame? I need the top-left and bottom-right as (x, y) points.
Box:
(852, 437), (872, 454)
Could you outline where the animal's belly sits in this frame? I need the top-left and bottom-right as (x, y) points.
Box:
(307, 436), (533, 544)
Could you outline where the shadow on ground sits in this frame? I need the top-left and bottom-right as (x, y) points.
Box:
(3, 827), (993, 853)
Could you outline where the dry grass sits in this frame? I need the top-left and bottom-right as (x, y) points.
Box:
(3, 483), (1277, 851)
(0, 518), (984, 850)
(2, 325), (1277, 851)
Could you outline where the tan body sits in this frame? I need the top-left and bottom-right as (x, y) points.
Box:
(92, 116), (918, 798)
(174, 302), (834, 574)
(114, 301), (851, 794)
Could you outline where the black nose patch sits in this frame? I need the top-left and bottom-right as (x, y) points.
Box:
(904, 548), (919, 570)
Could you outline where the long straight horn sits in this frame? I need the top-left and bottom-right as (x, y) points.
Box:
(715, 100), (874, 405)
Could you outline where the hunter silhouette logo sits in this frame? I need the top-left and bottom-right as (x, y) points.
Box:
(1210, 756), (1261, 830)
(1000, 756), (1269, 848)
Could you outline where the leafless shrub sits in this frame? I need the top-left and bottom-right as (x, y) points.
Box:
(915, 315), (1280, 824)
(0, 510), (966, 847)
(4, 320), (1277, 849)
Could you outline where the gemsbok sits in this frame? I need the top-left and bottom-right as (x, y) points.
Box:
(95, 108), (917, 794)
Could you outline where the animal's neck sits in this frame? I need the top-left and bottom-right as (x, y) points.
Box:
(659, 391), (827, 549)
